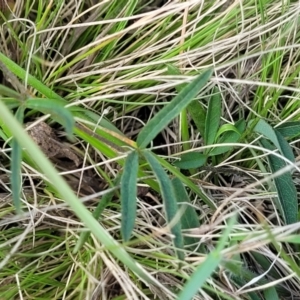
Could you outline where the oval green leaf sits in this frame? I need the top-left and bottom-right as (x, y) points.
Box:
(174, 152), (207, 169)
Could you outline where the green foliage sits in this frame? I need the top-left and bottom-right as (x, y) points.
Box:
(260, 138), (297, 224)
(143, 151), (184, 260)
(1, 1), (300, 299)
(173, 152), (207, 169)
(121, 151), (139, 242)
(204, 87), (222, 147)
(178, 215), (237, 300)
(137, 69), (213, 148)
(171, 177), (201, 251)
(10, 106), (25, 214)
(253, 119), (297, 224)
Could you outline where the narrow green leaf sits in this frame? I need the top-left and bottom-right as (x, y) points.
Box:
(26, 98), (74, 137)
(0, 84), (22, 98)
(171, 178), (200, 251)
(260, 138), (297, 224)
(187, 100), (206, 138)
(177, 215), (236, 300)
(276, 121), (300, 138)
(177, 251), (221, 300)
(156, 155), (216, 210)
(143, 151), (184, 260)
(209, 119), (245, 156)
(253, 119), (294, 162)
(204, 87), (222, 146)
(173, 152), (207, 169)
(121, 151), (139, 242)
(137, 69), (212, 149)
(10, 106), (25, 214)
(0, 52), (63, 100)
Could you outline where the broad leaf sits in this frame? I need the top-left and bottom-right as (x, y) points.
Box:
(121, 151), (139, 242)
(143, 151), (184, 260)
(137, 69), (212, 149)
(174, 152), (207, 169)
(276, 121), (300, 138)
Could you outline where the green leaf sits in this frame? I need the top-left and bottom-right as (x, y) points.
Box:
(276, 121), (300, 138)
(25, 98), (75, 137)
(264, 287), (279, 300)
(137, 69), (213, 149)
(209, 119), (245, 156)
(187, 100), (206, 138)
(204, 87), (222, 146)
(260, 138), (297, 224)
(121, 151), (139, 242)
(166, 64), (207, 145)
(10, 106), (25, 214)
(0, 52), (63, 101)
(253, 119), (294, 162)
(171, 178), (200, 251)
(177, 251), (221, 300)
(173, 152), (207, 169)
(143, 151), (184, 260)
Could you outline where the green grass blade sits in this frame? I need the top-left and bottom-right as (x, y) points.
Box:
(178, 251), (222, 300)
(171, 178), (200, 251)
(0, 52), (63, 101)
(178, 215), (237, 300)
(137, 69), (213, 149)
(25, 98), (74, 137)
(121, 151), (139, 242)
(10, 106), (25, 214)
(143, 150), (184, 260)
(204, 87), (222, 146)
(260, 138), (297, 224)
(173, 152), (207, 169)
